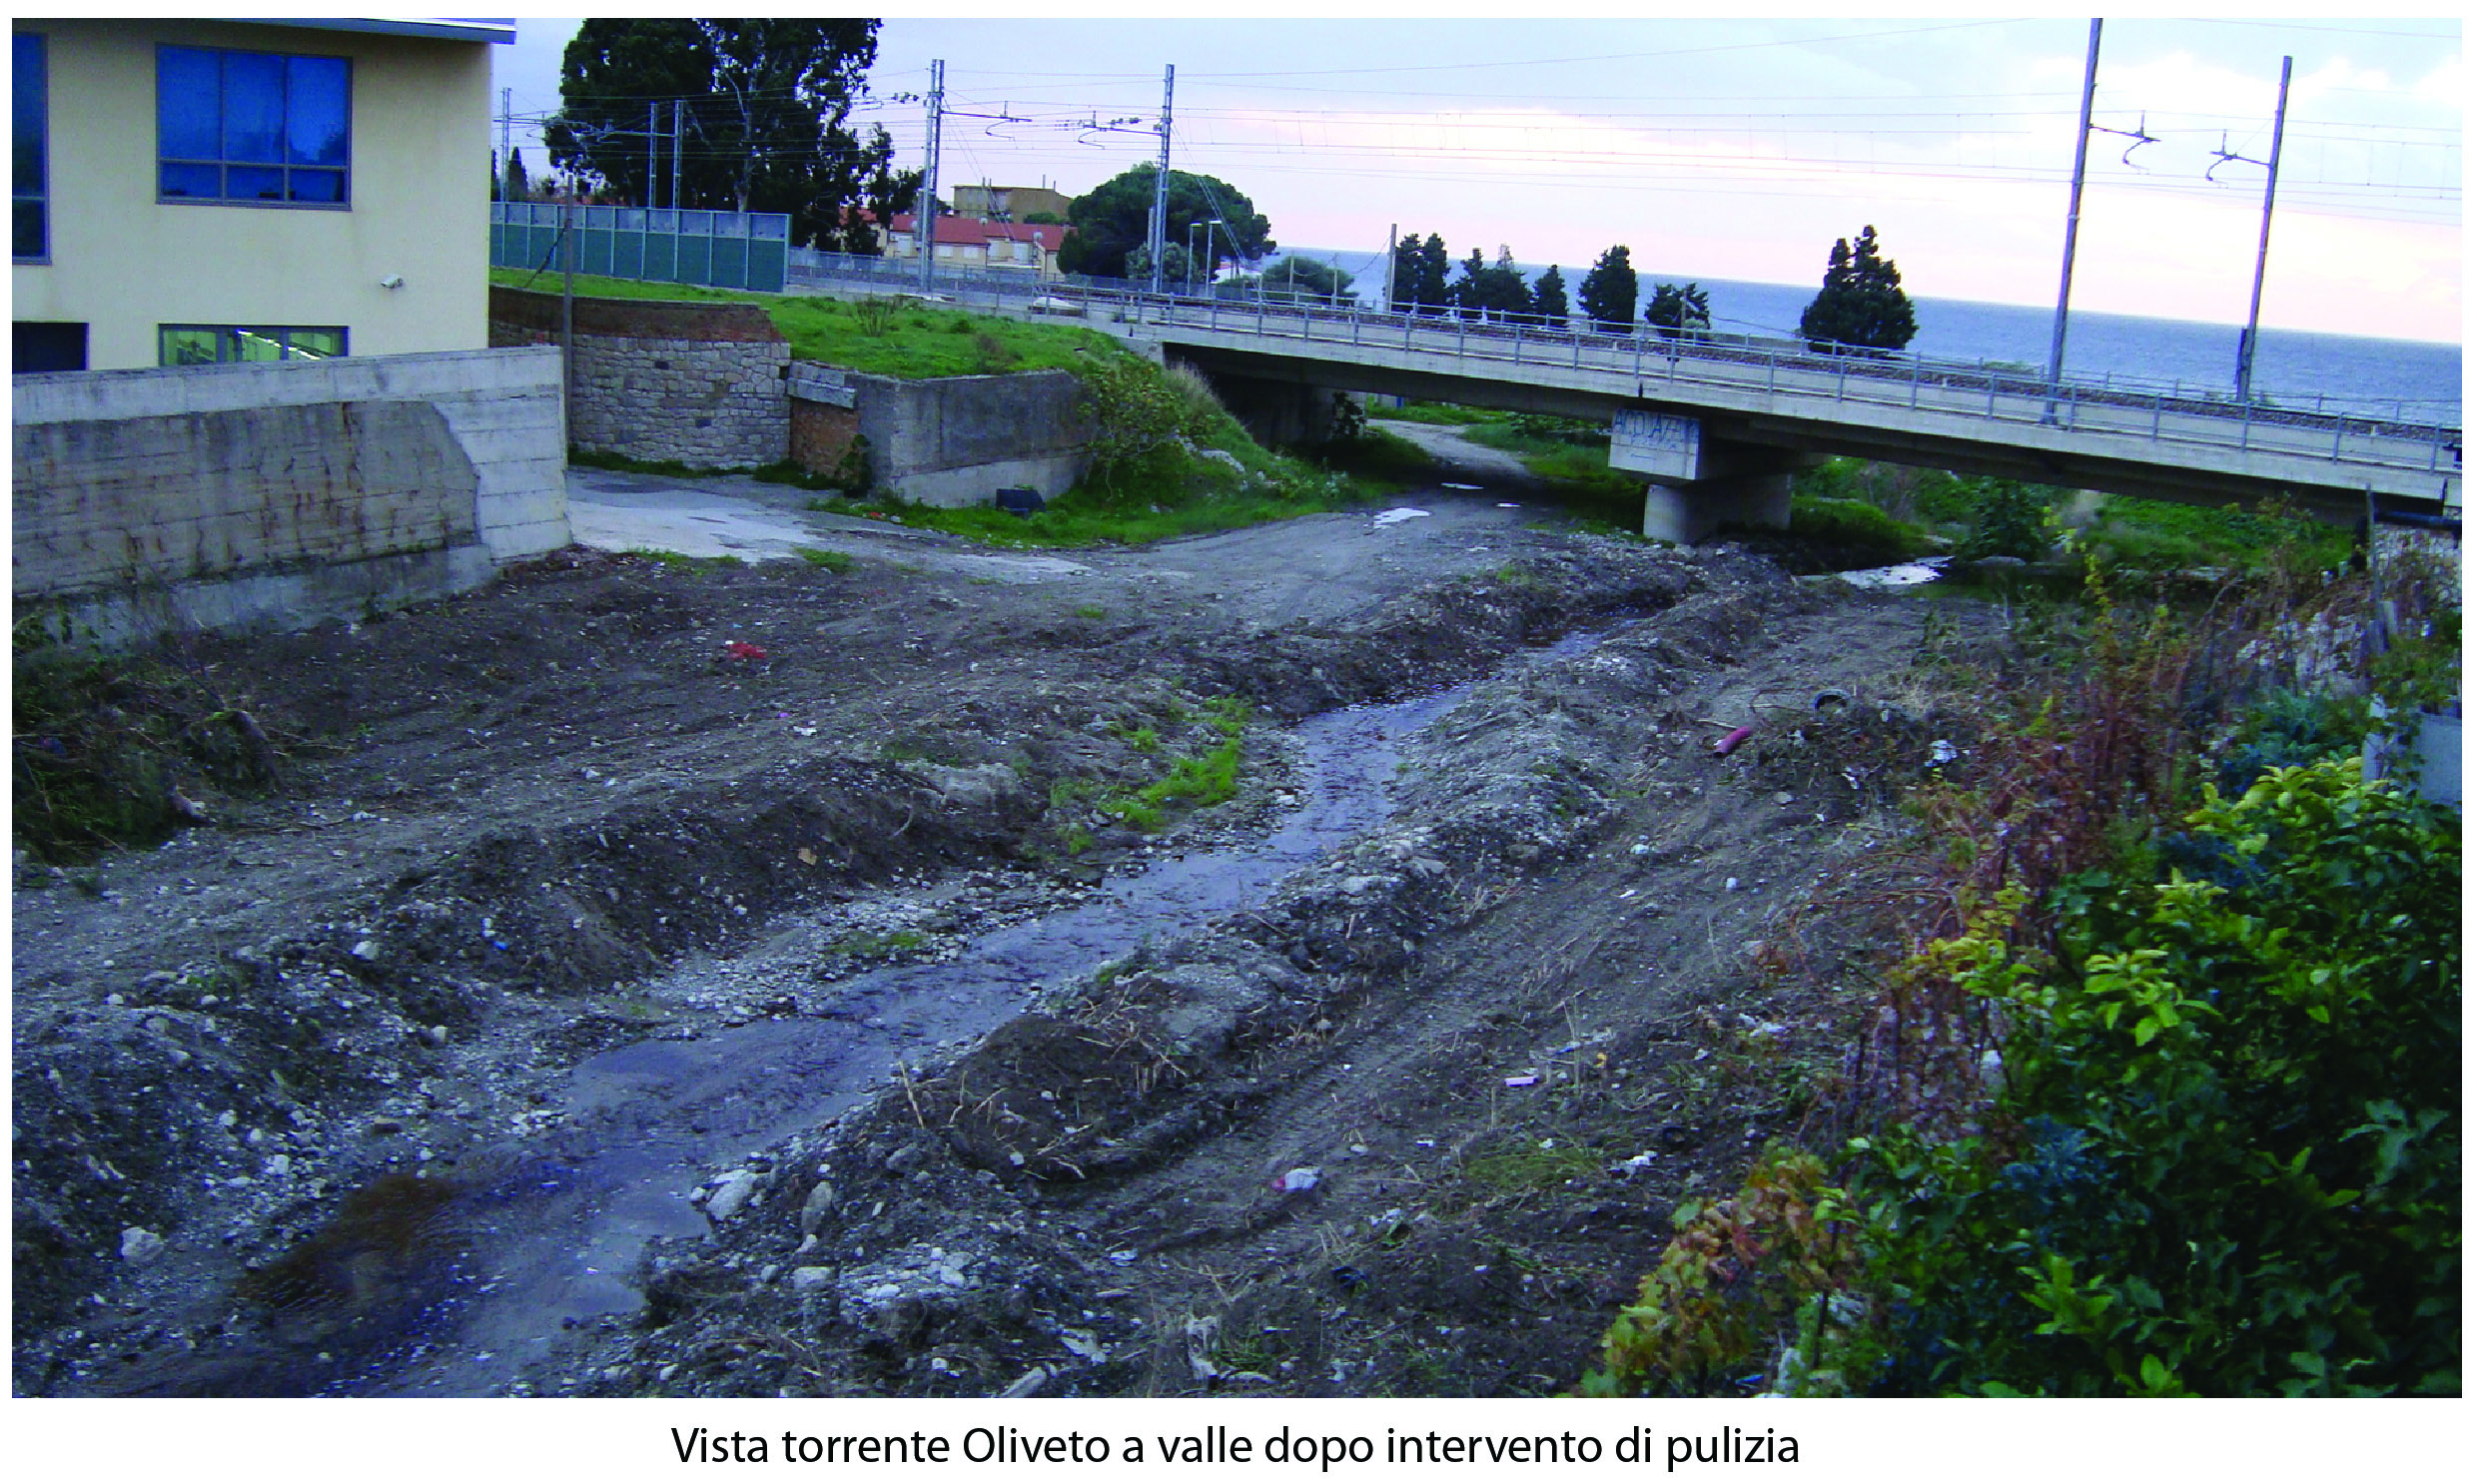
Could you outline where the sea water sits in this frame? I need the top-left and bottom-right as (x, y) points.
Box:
(1289, 249), (2461, 423)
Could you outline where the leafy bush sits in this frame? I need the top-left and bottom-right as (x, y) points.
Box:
(1955, 477), (2052, 561)
(1847, 759), (2459, 1396)
(1788, 495), (1931, 565)
(1583, 1146), (1861, 1395)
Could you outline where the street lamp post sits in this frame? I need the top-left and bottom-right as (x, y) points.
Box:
(1187, 222), (1202, 295)
(1204, 219), (1222, 298)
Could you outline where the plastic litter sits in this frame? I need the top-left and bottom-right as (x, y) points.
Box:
(1269, 1166), (1321, 1193)
(723, 640), (768, 661)
(1502, 1074), (1540, 1089)
(1713, 725), (1754, 756)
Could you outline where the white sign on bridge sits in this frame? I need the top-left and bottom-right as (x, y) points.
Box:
(1609, 408), (1702, 480)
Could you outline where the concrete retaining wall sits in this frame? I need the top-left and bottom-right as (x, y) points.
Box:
(484, 288), (1089, 506)
(12, 346), (566, 649)
(793, 367), (1090, 507)
(491, 288), (789, 467)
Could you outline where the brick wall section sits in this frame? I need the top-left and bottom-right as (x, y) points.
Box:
(791, 399), (861, 476)
(491, 287), (790, 467)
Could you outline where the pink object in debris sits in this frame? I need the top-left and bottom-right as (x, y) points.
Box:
(1712, 726), (1753, 756)
(724, 640), (769, 661)
(1269, 1167), (1321, 1193)
(1503, 1075), (1540, 1089)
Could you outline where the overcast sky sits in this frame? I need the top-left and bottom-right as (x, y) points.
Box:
(493, 8), (2463, 344)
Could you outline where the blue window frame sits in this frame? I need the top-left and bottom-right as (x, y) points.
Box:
(14, 31), (46, 259)
(159, 325), (348, 367)
(157, 44), (349, 206)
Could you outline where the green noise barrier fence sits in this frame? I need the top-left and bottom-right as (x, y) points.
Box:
(490, 201), (789, 293)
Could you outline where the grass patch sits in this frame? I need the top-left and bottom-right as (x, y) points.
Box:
(751, 459), (844, 492)
(1312, 426), (1435, 490)
(793, 546), (855, 573)
(2071, 493), (2351, 576)
(1376, 400), (1502, 425)
(764, 297), (1122, 377)
(809, 485), (1352, 549)
(1795, 457), (2353, 578)
(570, 446), (751, 478)
(1465, 1138), (1602, 1192)
(626, 547), (743, 571)
(12, 625), (293, 862)
(1094, 698), (1249, 831)
(490, 268), (761, 304)
(492, 269), (1126, 379)
(826, 928), (929, 959)
(1462, 417), (1645, 523)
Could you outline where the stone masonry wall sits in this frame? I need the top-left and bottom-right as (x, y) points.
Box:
(491, 287), (789, 468)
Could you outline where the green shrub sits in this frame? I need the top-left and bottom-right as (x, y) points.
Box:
(12, 637), (289, 861)
(1850, 759), (2459, 1396)
(1583, 1146), (1862, 1395)
(1789, 495), (1931, 564)
(1956, 477), (2052, 561)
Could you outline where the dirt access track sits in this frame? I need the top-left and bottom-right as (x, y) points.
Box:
(14, 435), (2000, 1397)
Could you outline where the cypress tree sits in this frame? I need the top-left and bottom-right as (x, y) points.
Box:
(1578, 245), (1639, 334)
(1797, 225), (1916, 355)
(1532, 265), (1570, 330)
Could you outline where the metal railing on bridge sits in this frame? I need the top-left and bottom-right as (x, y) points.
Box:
(781, 248), (2459, 491)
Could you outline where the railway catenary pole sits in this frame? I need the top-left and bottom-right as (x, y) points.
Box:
(1148, 65), (1175, 296)
(2234, 56), (2292, 403)
(2045, 19), (2101, 414)
(916, 59), (943, 295)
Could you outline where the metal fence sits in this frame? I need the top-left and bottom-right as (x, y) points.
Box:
(1123, 294), (2462, 487)
(491, 202), (790, 293)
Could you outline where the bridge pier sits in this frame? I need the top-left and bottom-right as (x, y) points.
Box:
(1609, 407), (1812, 542)
(1642, 470), (1794, 544)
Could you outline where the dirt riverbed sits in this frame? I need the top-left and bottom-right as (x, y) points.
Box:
(13, 435), (2005, 1398)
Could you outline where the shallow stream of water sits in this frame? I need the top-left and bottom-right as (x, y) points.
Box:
(362, 670), (1507, 1395)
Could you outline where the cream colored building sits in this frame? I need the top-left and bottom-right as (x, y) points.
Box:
(949, 183), (1071, 224)
(12, 17), (508, 372)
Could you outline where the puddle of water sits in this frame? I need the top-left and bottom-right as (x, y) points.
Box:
(1837, 555), (1950, 590)
(356, 678), (1483, 1395)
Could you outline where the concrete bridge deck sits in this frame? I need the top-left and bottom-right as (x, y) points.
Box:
(1123, 297), (2459, 531)
(783, 259), (2459, 536)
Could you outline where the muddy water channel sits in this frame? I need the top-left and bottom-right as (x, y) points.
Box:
(348, 658), (1570, 1396)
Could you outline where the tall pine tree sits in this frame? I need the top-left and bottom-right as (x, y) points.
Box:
(1578, 245), (1639, 334)
(1389, 232), (1454, 316)
(1531, 265), (1570, 330)
(1798, 225), (1916, 355)
(1646, 282), (1712, 341)
(1056, 164), (1272, 281)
